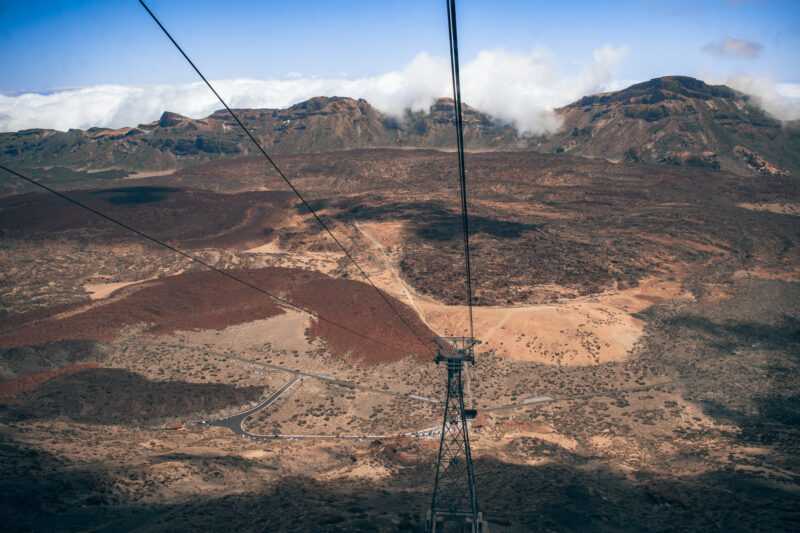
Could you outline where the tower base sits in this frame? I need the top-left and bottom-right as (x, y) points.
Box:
(427, 510), (489, 533)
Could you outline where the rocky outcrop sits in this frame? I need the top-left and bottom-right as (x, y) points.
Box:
(541, 76), (800, 176)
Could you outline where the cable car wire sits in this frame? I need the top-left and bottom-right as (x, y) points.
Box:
(138, 0), (436, 352)
(0, 163), (423, 355)
(446, 0), (475, 340)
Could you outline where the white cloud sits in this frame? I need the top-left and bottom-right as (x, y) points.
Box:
(459, 45), (628, 133)
(0, 47), (629, 135)
(725, 76), (800, 121)
(777, 83), (800, 100)
(702, 37), (763, 59)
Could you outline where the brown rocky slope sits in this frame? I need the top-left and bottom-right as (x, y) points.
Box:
(541, 76), (800, 176)
(1, 76), (797, 181)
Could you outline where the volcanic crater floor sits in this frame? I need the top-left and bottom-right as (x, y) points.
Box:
(2, 149), (799, 531)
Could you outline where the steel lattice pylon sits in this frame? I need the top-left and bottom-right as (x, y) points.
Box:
(428, 338), (486, 532)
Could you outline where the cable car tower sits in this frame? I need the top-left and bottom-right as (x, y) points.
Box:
(428, 1), (487, 531)
(429, 337), (486, 532)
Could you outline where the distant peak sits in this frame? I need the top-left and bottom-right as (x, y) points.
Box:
(158, 111), (190, 128)
(289, 96), (364, 110)
(431, 97), (478, 113)
(629, 76), (737, 99)
(572, 75), (739, 108)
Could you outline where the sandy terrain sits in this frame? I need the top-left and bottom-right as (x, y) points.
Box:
(1, 266), (434, 364)
(84, 278), (155, 300)
(1, 149), (799, 531)
(182, 310), (315, 354)
(738, 202), (800, 216)
(124, 169), (177, 180)
(355, 221), (691, 365)
(425, 301), (642, 365)
(245, 241), (283, 254)
(733, 266), (800, 282)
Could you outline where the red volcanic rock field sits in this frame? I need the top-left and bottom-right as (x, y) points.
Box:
(0, 186), (296, 250)
(0, 268), (434, 364)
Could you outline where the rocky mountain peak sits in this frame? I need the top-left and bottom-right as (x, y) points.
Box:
(543, 75), (797, 176)
(574, 76), (740, 108)
(0, 78), (796, 177)
(158, 111), (191, 128)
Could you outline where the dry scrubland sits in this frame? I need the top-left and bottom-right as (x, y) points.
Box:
(1, 148), (799, 531)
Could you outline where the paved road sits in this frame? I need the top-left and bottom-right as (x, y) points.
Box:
(177, 340), (675, 441)
(155, 341), (439, 405)
(199, 379), (675, 441)
(220, 351), (439, 404)
(242, 425), (442, 442)
(204, 376), (301, 436)
(202, 376), (440, 441)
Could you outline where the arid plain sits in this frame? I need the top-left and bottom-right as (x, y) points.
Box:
(2, 145), (799, 531)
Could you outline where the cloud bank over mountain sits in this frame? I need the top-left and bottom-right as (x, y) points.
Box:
(0, 47), (627, 134)
(725, 76), (800, 121)
(2, 45), (798, 134)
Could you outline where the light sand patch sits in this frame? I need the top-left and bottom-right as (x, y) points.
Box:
(354, 221), (435, 331)
(164, 446), (273, 462)
(355, 222), (692, 366)
(596, 276), (693, 314)
(588, 435), (651, 466)
(465, 277), (688, 365)
(240, 449), (270, 459)
(245, 240), (283, 254)
(319, 462), (392, 481)
(590, 434), (629, 452)
(502, 428), (578, 452)
(734, 446), (771, 456)
(244, 241), (343, 275)
(639, 233), (729, 255)
(84, 279), (155, 300)
(738, 202), (800, 216)
(54, 279), (158, 320)
(243, 212), (345, 275)
(355, 221), (406, 249)
(175, 309), (315, 354)
(733, 267), (800, 282)
(124, 169), (177, 180)
(85, 166), (121, 173)
(417, 299), (643, 365)
(699, 284), (733, 302)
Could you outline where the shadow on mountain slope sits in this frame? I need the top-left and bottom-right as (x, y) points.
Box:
(335, 200), (543, 242)
(2, 434), (798, 533)
(89, 186), (180, 205)
(0, 367), (263, 425)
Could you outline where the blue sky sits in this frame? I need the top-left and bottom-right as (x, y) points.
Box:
(1, 0), (799, 131)
(2, 0), (798, 91)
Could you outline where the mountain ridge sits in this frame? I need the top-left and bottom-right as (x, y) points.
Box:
(1, 76), (797, 177)
(540, 75), (800, 176)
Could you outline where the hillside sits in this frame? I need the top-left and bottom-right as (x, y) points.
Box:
(0, 96), (517, 173)
(0, 76), (798, 180)
(542, 76), (800, 176)
(2, 146), (799, 531)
